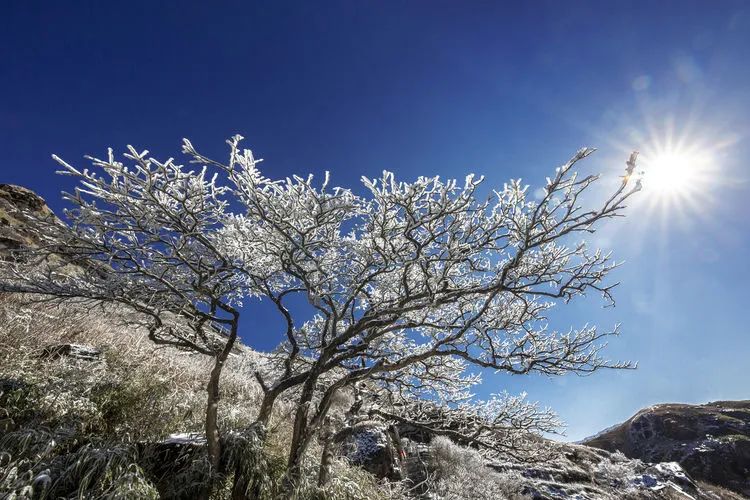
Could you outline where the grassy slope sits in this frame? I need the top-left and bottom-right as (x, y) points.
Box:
(0, 293), (396, 499)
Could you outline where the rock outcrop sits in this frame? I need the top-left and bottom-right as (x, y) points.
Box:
(330, 419), (745, 499)
(333, 421), (404, 480)
(0, 184), (54, 252)
(489, 442), (715, 500)
(584, 400), (750, 497)
(0, 184), (50, 216)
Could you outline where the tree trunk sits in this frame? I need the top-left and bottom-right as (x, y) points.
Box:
(317, 419), (334, 488)
(285, 410), (310, 488)
(206, 355), (225, 473)
(256, 391), (277, 427)
(317, 439), (333, 488)
(286, 378), (346, 489)
(203, 320), (239, 497)
(284, 375), (319, 490)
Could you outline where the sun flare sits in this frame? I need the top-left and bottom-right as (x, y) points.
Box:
(644, 151), (702, 195)
(640, 144), (716, 203)
(624, 137), (725, 227)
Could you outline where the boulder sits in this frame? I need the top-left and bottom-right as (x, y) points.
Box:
(333, 421), (403, 480)
(137, 433), (209, 500)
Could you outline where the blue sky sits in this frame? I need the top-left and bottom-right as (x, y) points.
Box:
(2, 1), (749, 441)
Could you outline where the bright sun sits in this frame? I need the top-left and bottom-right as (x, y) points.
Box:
(604, 120), (731, 227)
(645, 151), (700, 194)
(630, 141), (722, 227)
(641, 146), (713, 200)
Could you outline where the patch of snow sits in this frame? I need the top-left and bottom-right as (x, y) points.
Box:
(693, 435), (720, 453)
(164, 432), (206, 445)
(654, 461), (687, 479)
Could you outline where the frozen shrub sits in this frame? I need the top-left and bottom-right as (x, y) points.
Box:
(593, 450), (642, 489)
(428, 436), (531, 500)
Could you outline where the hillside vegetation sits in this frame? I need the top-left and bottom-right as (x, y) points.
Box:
(0, 291), (400, 499)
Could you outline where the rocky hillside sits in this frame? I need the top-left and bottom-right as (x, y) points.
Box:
(1, 183), (747, 499)
(0, 184), (54, 251)
(583, 401), (750, 498)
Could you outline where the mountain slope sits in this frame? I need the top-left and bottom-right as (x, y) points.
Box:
(583, 401), (750, 497)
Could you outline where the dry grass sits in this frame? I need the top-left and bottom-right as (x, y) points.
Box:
(0, 293), (398, 499)
(427, 436), (531, 500)
(0, 293), (267, 438)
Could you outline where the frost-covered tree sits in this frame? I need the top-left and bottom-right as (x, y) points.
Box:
(0, 145), (261, 475)
(1, 136), (642, 493)
(188, 139), (642, 483)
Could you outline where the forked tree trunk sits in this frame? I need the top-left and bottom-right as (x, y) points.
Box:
(287, 373), (353, 490)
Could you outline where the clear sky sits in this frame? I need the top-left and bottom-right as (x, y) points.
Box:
(2, 1), (749, 441)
